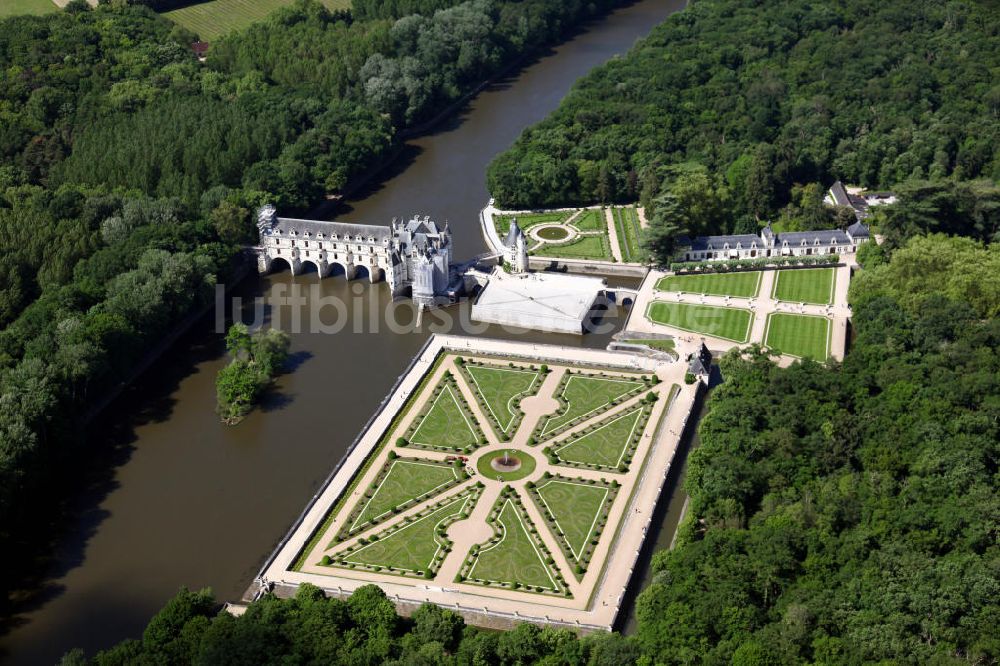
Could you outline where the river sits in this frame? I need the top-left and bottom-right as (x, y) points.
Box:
(0, 0), (687, 662)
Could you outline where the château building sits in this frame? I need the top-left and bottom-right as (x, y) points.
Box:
(255, 205), (453, 306)
(677, 221), (870, 263)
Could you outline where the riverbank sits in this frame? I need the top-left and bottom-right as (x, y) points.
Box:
(0, 0), (690, 660)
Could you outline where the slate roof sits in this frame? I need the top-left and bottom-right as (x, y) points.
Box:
(688, 343), (712, 376)
(688, 234), (762, 251)
(828, 180), (852, 207)
(778, 229), (850, 245)
(847, 220), (870, 238)
(504, 220), (525, 247)
(272, 217), (392, 242)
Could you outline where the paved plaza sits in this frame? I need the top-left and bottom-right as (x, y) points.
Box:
(255, 335), (699, 631)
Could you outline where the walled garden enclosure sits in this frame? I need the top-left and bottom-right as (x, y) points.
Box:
(283, 346), (685, 625)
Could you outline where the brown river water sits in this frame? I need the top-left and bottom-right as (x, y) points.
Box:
(0, 0), (688, 661)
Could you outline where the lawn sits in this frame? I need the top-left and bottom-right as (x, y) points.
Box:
(349, 459), (460, 533)
(571, 209), (605, 231)
(0, 0), (57, 18)
(765, 313), (832, 360)
(339, 493), (475, 576)
(645, 301), (754, 343)
(535, 234), (612, 260)
(163, 0), (350, 41)
(409, 380), (482, 450)
(554, 406), (645, 470)
(771, 267), (836, 305)
(534, 478), (611, 565)
(466, 498), (561, 592)
(627, 338), (675, 353)
(463, 363), (540, 436)
(613, 206), (643, 262)
(494, 211), (570, 236)
(540, 374), (644, 437)
(655, 271), (762, 298)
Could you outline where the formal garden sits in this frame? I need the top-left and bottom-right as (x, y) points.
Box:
(295, 352), (679, 611)
(655, 271), (763, 298)
(492, 206), (653, 263)
(764, 312), (832, 360)
(401, 372), (486, 452)
(325, 485), (483, 579)
(771, 267), (836, 305)
(457, 487), (570, 596)
(335, 455), (468, 540)
(547, 399), (656, 473)
(457, 358), (544, 440)
(645, 301), (755, 343)
(527, 475), (620, 579)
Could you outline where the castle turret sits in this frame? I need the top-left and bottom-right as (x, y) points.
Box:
(504, 219), (529, 273)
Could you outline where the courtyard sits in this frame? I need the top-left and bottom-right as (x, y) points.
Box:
(259, 336), (698, 631)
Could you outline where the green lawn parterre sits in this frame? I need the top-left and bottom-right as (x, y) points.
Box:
(164, 0), (350, 41)
(0, 0), (57, 18)
(571, 209), (605, 231)
(771, 267), (836, 305)
(538, 372), (646, 439)
(462, 488), (567, 594)
(332, 488), (481, 577)
(530, 476), (618, 577)
(535, 233), (612, 260)
(338, 457), (464, 539)
(765, 312), (832, 360)
(613, 206), (643, 262)
(655, 271), (762, 298)
(461, 362), (541, 438)
(552, 404), (651, 471)
(407, 375), (483, 451)
(494, 211), (571, 235)
(646, 301), (754, 342)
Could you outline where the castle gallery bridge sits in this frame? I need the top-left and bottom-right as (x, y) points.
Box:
(255, 205), (455, 307)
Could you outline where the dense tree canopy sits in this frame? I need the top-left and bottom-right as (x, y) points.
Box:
(0, 0), (632, 607)
(487, 0), (1000, 234)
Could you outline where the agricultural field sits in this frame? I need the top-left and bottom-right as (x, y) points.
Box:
(771, 267), (836, 305)
(655, 271), (762, 298)
(0, 0), (57, 18)
(646, 302), (754, 343)
(764, 313), (832, 360)
(163, 0), (350, 41)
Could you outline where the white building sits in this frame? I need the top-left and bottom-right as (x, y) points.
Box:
(256, 205), (452, 306)
(471, 270), (608, 335)
(825, 180), (897, 220)
(503, 220), (529, 273)
(677, 220), (870, 263)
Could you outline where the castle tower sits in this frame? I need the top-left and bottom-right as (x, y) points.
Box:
(504, 219), (529, 273)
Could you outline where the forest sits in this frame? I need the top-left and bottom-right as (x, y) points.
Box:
(0, 0), (630, 614)
(64, 231), (1000, 664)
(486, 0), (1000, 250)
